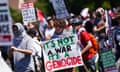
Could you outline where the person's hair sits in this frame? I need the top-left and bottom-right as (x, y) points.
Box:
(54, 19), (66, 28)
(12, 24), (18, 31)
(95, 12), (102, 18)
(27, 28), (37, 37)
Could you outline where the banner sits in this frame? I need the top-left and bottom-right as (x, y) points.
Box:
(43, 34), (83, 72)
(21, 2), (36, 23)
(50, 0), (69, 19)
(99, 47), (118, 72)
(0, 0), (13, 46)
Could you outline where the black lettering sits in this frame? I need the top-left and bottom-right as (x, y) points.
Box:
(48, 50), (53, 56)
(0, 3), (7, 6)
(55, 48), (61, 53)
(62, 46), (66, 53)
(0, 24), (10, 33)
(0, 14), (8, 22)
(67, 45), (72, 51)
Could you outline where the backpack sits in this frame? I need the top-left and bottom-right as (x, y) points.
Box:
(88, 33), (99, 54)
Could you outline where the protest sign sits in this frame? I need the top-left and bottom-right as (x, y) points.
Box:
(99, 48), (118, 72)
(21, 2), (36, 23)
(43, 34), (83, 72)
(0, 0), (12, 46)
(50, 0), (69, 19)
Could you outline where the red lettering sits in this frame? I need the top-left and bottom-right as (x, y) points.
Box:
(45, 56), (83, 72)
(46, 61), (52, 71)
(53, 60), (59, 68)
(66, 57), (72, 65)
(72, 57), (77, 65)
(77, 56), (82, 64)
(61, 59), (67, 67)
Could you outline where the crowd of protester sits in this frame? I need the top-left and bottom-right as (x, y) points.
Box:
(0, 7), (120, 72)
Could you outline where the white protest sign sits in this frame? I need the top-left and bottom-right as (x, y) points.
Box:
(0, 0), (13, 46)
(21, 2), (36, 23)
(0, 51), (12, 72)
(50, 0), (69, 19)
(43, 34), (83, 72)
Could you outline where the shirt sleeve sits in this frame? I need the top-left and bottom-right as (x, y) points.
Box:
(81, 31), (90, 42)
(27, 39), (42, 58)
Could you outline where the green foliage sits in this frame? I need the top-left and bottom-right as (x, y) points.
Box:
(35, 0), (53, 16)
(9, 8), (22, 22)
(102, 0), (111, 9)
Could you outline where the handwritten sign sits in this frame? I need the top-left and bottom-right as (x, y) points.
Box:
(43, 34), (83, 72)
(100, 48), (118, 72)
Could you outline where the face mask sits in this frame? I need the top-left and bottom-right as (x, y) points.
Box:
(12, 23), (25, 37)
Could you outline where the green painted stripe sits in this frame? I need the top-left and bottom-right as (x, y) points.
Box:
(0, 9), (8, 12)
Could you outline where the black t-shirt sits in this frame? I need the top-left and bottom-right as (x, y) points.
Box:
(93, 17), (106, 39)
(114, 27), (120, 49)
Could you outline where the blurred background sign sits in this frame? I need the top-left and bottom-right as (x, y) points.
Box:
(0, 0), (13, 46)
(21, 2), (36, 23)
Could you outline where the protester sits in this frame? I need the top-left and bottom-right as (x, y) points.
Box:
(44, 16), (55, 40)
(27, 28), (44, 72)
(27, 22), (43, 41)
(113, 13), (120, 62)
(70, 18), (97, 72)
(1, 2), (119, 72)
(8, 23), (40, 72)
(93, 8), (108, 72)
(50, 19), (73, 72)
(52, 19), (69, 38)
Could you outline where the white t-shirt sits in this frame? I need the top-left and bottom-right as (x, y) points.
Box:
(32, 37), (42, 58)
(45, 28), (55, 37)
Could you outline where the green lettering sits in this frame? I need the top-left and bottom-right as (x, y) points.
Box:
(64, 52), (69, 57)
(51, 40), (55, 47)
(48, 55), (53, 60)
(63, 37), (69, 45)
(57, 39), (63, 47)
(54, 53), (59, 59)
(69, 35), (75, 44)
(44, 41), (49, 49)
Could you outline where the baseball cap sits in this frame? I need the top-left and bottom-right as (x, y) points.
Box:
(69, 18), (83, 26)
